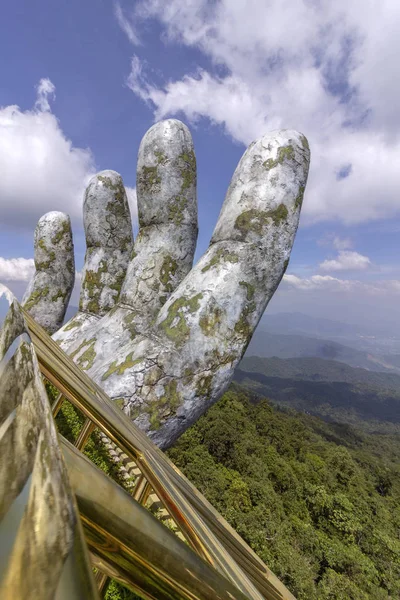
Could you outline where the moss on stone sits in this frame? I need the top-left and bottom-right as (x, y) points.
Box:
(196, 375), (213, 398)
(235, 204), (288, 238)
(179, 149), (196, 191)
(76, 339), (97, 371)
(160, 293), (203, 345)
(109, 271), (126, 297)
(123, 311), (139, 339)
(301, 135), (310, 153)
(97, 175), (127, 216)
(63, 318), (81, 331)
(143, 366), (163, 387)
(199, 304), (223, 336)
(239, 281), (255, 301)
(36, 249), (56, 270)
(24, 286), (49, 310)
(51, 289), (67, 302)
(38, 238), (47, 252)
(114, 398), (126, 410)
(160, 256), (178, 292)
(102, 353), (143, 381)
(154, 150), (167, 165)
(137, 165), (161, 193)
(147, 380), (181, 431)
(263, 144), (295, 170)
(51, 220), (70, 244)
(211, 349), (236, 367)
(201, 248), (239, 273)
(168, 194), (188, 226)
(234, 301), (257, 341)
(81, 259), (108, 313)
(295, 185), (305, 210)
(69, 338), (94, 362)
(183, 367), (194, 382)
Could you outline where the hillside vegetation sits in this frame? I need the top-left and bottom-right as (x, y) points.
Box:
(168, 385), (400, 599)
(53, 383), (400, 599)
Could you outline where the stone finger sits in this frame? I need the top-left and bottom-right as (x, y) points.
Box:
(56, 120), (198, 360)
(22, 212), (75, 334)
(56, 170), (133, 346)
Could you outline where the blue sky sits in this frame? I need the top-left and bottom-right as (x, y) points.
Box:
(1, 0), (399, 330)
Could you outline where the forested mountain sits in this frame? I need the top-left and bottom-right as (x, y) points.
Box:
(235, 356), (400, 431)
(240, 356), (400, 391)
(54, 383), (400, 599)
(168, 386), (400, 599)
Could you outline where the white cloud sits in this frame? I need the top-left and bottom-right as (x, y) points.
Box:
(0, 257), (34, 282)
(333, 236), (353, 251)
(319, 250), (371, 272)
(35, 78), (56, 112)
(124, 0), (400, 225)
(0, 79), (95, 231)
(114, 2), (140, 45)
(282, 273), (398, 296)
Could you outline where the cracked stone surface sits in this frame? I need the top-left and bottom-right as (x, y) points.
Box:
(22, 212), (75, 335)
(23, 120), (310, 449)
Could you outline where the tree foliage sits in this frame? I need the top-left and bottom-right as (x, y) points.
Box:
(50, 383), (400, 599)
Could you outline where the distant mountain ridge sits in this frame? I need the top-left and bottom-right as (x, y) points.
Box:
(260, 311), (400, 355)
(245, 330), (400, 373)
(235, 355), (400, 431)
(240, 355), (400, 391)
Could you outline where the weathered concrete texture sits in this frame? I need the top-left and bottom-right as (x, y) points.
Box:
(80, 170), (133, 316)
(59, 129), (310, 450)
(26, 121), (310, 451)
(22, 212), (75, 334)
(120, 119), (198, 310)
(55, 120), (198, 360)
(54, 311), (99, 349)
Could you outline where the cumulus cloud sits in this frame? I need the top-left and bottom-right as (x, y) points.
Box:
(123, 0), (400, 225)
(0, 78), (95, 231)
(0, 257), (35, 282)
(319, 250), (371, 272)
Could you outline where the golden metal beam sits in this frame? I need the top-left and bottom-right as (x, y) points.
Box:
(63, 438), (254, 600)
(0, 298), (98, 599)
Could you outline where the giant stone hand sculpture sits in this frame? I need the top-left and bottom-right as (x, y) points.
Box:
(23, 120), (310, 449)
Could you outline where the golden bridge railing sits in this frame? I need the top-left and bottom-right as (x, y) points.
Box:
(0, 288), (296, 600)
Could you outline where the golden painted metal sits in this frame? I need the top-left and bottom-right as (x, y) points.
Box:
(0, 296), (98, 599)
(94, 570), (109, 595)
(21, 307), (296, 600)
(52, 391), (66, 417)
(63, 438), (252, 600)
(75, 418), (97, 451)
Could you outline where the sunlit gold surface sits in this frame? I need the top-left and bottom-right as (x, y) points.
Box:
(63, 438), (252, 600)
(0, 298), (98, 599)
